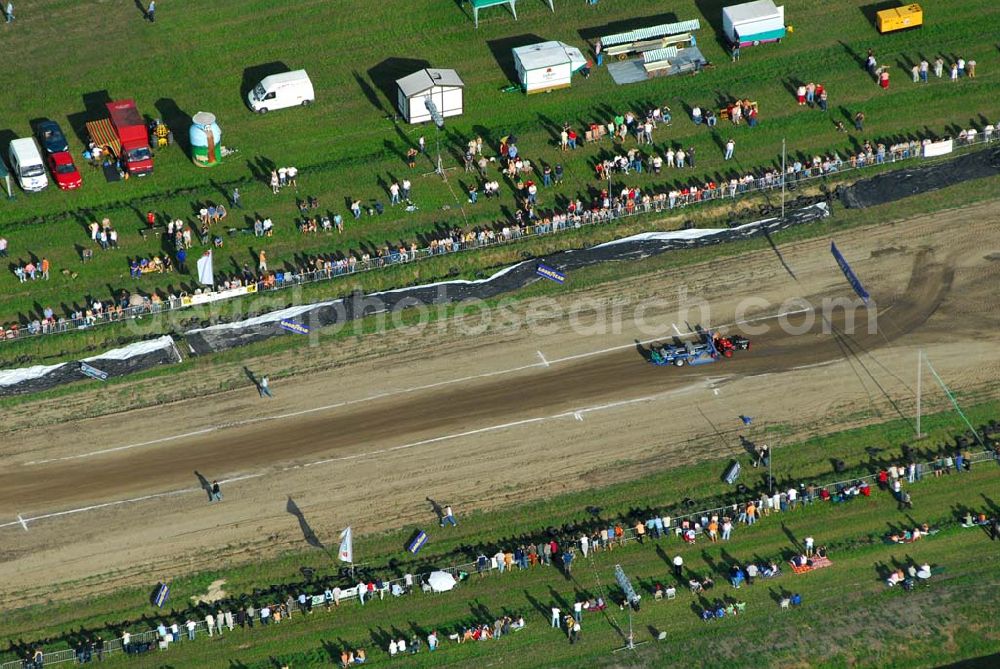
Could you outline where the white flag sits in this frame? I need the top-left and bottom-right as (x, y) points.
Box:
(338, 527), (353, 563)
(196, 250), (214, 286)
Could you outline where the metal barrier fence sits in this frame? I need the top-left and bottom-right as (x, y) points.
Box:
(2, 132), (995, 345)
(5, 447), (995, 669)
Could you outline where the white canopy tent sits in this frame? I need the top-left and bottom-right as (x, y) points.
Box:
(469, 0), (554, 29)
(396, 68), (465, 124)
(427, 571), (457, 593)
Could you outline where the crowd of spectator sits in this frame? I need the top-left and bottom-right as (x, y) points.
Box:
(2, 107), (998, 342)
(7, 430), (997, 668)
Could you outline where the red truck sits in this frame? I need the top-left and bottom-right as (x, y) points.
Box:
(86, 99), (154, 178)
(108, 100), (153, 177)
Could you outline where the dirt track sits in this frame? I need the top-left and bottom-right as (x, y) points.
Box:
(2, 201), (999, 606)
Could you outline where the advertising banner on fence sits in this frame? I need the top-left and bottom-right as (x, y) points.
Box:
(922, 139), (953, 158)
(181, 284), (255, 307)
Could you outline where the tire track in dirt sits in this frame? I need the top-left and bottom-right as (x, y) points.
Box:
(0, 250), (958, 513)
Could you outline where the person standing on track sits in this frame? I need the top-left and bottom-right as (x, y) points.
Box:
(259, 376), (272, 398)
(440, 505), (457, 527)
(211, 480), (223, 502)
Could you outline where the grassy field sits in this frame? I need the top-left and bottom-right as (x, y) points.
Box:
(2, 166), (999, 415)
(3, 401), (999, 667)
(0, 0), (997, 330)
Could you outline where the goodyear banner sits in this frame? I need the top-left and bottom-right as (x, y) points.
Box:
(280, 320), (310, 335)
(830, 242), (870, 304)
(154, 583), (170, 608)
(536, 263), (566, 284)
(407, 530), (428, 554)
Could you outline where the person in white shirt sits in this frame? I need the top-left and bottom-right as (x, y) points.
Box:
(573, 600), (583, 623)
(389, 639), (398, 656)
(396, 638), (406, 653)
(550, 606), (561, 628)
(804, 536), (814, 556)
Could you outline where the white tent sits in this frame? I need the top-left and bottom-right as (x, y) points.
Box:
(396, 69), (465, 124)
(512, 41), (587, 94)
(427, 571), (457, 593)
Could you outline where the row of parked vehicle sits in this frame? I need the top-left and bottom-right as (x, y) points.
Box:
(8, 119), (82, 192)
(7, 98), (159, 193)
(7, 71), (315, 193)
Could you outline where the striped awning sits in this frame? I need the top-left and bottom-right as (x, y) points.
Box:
(643, 47), (678, 63)
(601, 19), (701, 47)
(85, 118), (121, 156)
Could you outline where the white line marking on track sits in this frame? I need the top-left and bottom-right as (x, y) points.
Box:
(672, 323), (682, 336)
(5, 383), (709, 531)
(537, 350), (550, 367)
(23, 308), (810, 467)
(17, 514), (28, 531)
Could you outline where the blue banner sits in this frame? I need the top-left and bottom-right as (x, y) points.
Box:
(536, 263), (566, 284)
(79, 362), (109, 381)
(154, 583), (170, 608)
(407, 530), (428, 554)
(280, 320), (310, 335)
(830, 242), (870, 304)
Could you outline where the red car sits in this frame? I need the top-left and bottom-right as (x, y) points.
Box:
(48, 151), (82, 190)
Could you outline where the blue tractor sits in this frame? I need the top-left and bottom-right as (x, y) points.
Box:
(649, 331), (721, 367)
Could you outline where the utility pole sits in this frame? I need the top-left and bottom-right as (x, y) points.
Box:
(425, 97), (447, 182)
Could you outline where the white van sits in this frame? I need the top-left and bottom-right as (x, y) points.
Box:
(8, 138), (49, 192)
(247, 70), (315, 114)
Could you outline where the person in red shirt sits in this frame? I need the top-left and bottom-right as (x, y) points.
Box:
(146, 211), (156, 228)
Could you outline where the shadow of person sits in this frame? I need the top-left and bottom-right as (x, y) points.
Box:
(781, 522), (800, 551)
(426, 497), (445, 523)
(243, 366), (262, 394)
(287, 496), (326, 551)
(194, 471), (212, 501)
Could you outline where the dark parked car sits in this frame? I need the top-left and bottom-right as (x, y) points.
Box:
(36, 120), (70, 154)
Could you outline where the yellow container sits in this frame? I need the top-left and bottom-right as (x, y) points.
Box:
(877, 4), (923, 33)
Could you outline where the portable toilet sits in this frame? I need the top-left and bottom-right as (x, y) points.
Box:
(189, 112), (222, 167)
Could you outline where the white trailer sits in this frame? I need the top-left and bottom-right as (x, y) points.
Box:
(722, 0), (786, 47)
(512, 41), (586, 94)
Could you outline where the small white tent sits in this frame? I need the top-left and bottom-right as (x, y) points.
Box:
(396, 69), (465, 124)
(512, 41), (587, 94)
